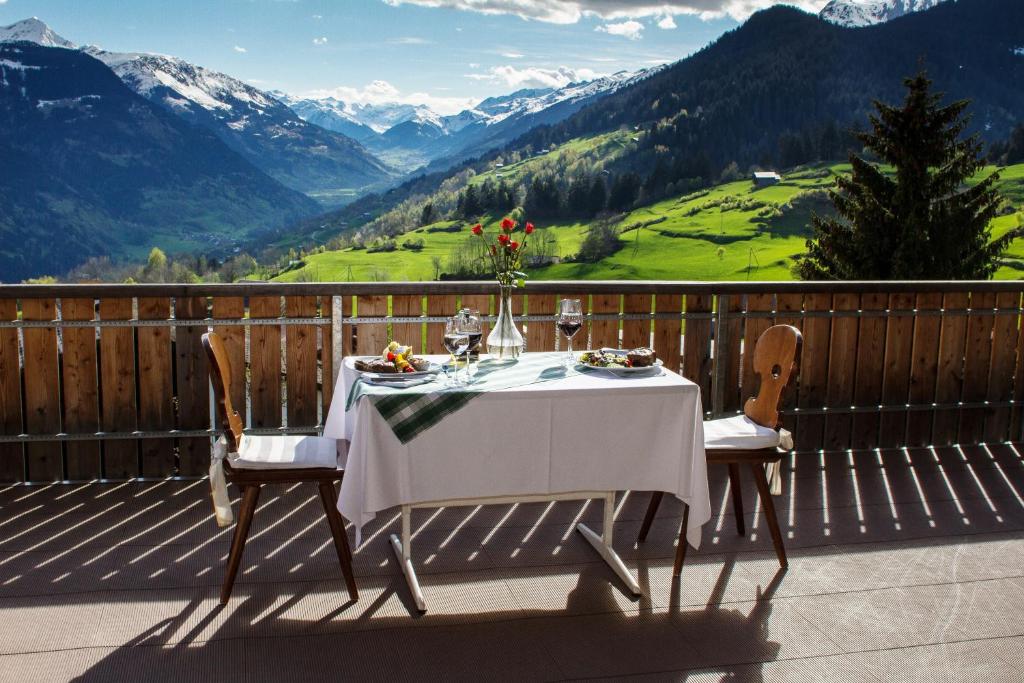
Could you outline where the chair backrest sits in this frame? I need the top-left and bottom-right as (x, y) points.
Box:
(202, 332), (244, 452)
(743, 324), (802, 430)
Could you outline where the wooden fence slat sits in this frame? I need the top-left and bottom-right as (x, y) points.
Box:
(984, 291), (1020, 442)
(286, 296), (318, 429)
(0, 299), (23, 482)
(723, 296), (744, 412)
(391, 295), (422, 353)
(212, 297), (245, 417)
(174, 296), (209, 476)
(621, 294), (651, 351)
(775, 293), (803, 418)
(906, 293), (943, 446)
(99, 298), (138, 478)
(526, 293), (557, 352)
(137, 297), (175, 476)
(653, 294), (683, 375)
(22, 299), (62, 481)
(933, 292), (969, 446)
(320, 296), (335, 417)
(1012, 295), (1024, 441)
(796, 293), (830, 451)
(340, 295), (355, 359)
(959, 291), (996, 445)
(589, 294), (620, 350)
(824, 293), (859, 451)
(878, 293), (916, 448)
(355, 295), (388, 356)
(425, 294), (457, 355)
(249, 296), (282, 429)
(741, 294), (773, 402)
(682, 294), (713, 408)
(61, 298), (101, 479)
(851, 293), (887, 449)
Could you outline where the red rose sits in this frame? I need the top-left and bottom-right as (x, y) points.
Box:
(497, 233), (508, 244)
(490, 245), (497, 255)
(500, 217), (514, 230)
(472, 223), (483, 235)
(525, 222), (534, 235)
(510, 241), (519, 250)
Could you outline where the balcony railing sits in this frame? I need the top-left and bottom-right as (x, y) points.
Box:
(2, 280), (1023, 483)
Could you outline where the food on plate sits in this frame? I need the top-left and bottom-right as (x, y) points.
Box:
(579, 350), (631, 368)
(579, 347), (658, 369)
(356, 341), (431, 374)
(627, 347), (657, 367)
(354, 358), (397, 373)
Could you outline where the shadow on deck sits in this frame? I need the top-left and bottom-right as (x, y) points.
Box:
(1, 443), (1023, 681)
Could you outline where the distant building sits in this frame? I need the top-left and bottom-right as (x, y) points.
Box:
(752, 171), (781, 187)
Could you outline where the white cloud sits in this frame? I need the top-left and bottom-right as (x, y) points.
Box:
(501, 52), (524, 59)
(303, 80), (477, 115)
(388, 36), (433, 44)
(233, 45), (247, 53)
(381, 0), (825, 23)
(657, 14), (677, 28)
(465, 65), (600, 89)
(312, 36), (329, 45)
(312, 14), (323, 20)
(596, 19), (643, 39)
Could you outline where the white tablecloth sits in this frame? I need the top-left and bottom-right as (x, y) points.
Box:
(324, 354), (711, 548)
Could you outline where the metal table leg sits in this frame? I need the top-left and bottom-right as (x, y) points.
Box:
(389, 504), (426, 612)
(576, 492), (642, 595)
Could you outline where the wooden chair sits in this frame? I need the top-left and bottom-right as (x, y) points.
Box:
(203, 332), (358, 604)
(638, 324), (802, 575)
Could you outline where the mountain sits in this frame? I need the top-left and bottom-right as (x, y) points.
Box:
(279, 70), (653, 173)
(820, 0), (946, 26)
(0, 41), (319, 281)
(0, 16), (73, 47)
(307, 0), (1023, 249)
(1, 19), (394, 205)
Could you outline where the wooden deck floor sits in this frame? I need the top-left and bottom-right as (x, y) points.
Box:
(1, 443), (1024, 681)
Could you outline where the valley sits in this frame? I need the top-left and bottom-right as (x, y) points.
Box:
(272, 152), (1024, 283)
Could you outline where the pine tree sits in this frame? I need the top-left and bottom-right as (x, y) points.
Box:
(798, 72), (1015, 280)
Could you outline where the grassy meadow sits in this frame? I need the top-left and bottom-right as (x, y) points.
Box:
(274, 156), (1024, 283)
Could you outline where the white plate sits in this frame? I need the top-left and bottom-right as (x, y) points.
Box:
(355, 358), (442, 380)
(576, 359), (663, 376)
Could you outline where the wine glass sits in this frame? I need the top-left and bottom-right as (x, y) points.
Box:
(458, 308), (483, 381)
(557, 298), (584, 367)
(443, 317), (470, 386)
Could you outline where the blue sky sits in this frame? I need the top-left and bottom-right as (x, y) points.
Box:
(0, 0), (826, 113)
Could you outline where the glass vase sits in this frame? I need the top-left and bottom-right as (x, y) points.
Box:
(486, 283), (525, 361)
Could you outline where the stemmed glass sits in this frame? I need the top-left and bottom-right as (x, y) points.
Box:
(459, 308), (483, 381)
(443, 317), (470, 386)
(557, 298), (584, 367)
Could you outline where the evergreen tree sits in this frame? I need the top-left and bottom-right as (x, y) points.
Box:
(798, 73), (1015, 280)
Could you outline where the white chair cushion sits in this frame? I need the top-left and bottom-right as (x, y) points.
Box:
(229, 434), (340, 470)
(703, 414), (781, 450)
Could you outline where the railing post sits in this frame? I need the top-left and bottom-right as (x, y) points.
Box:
(711, 294), (730, 419)
(331, 295), (343, 387)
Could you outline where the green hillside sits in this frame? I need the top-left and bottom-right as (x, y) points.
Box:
(274, 159), (1024, 283)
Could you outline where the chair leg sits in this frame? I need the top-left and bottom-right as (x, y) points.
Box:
(221, 483), (261, 604)
(750, 462), (788, 569)
(637, 491), (664, 542)
(318, 481), (359, 601)
(672, 503), (690, 576)
(728, 463), (746, 536)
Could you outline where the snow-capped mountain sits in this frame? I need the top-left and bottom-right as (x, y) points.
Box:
(1, 18), (393, 201)
(0, 17), (74, 48)
(819, 0), (946, 26)
(279, 68), (655, 172)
